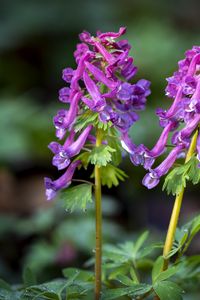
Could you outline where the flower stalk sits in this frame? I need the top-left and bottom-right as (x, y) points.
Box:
(94, 128), (103, 300)
(162, 129), (199, 270)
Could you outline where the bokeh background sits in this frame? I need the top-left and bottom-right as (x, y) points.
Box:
(0, 0), (200, 286)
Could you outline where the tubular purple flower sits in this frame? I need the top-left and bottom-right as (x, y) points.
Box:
(54, 91), (82, 139)
(62, 68), (74, 83)
(44, 160), (81, 200)
(71, 52), (91, 90)
(52, 125), (92, 170)
(174, 114), (200, 144)
(187, 53), (200, 76)
(84, 61), (118, 89)
(121, 132), (137, 154)
(82, 71), (106, 111)
(143, 145), (184, 189)
(48, 130), (76, 154)
(93, 41), (115, 64)
(97, 27), (126, 41)
(121, 57), (138, 80)
(59, 87), (71, 103)
(147, 121), (178, 157)
(74, 43), (89, 63)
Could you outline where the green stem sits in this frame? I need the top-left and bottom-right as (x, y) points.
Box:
(162, 129), (199, 271)
(95, 128), (103, 300)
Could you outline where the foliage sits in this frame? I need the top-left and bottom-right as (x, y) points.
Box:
(163, 156), (200, 195)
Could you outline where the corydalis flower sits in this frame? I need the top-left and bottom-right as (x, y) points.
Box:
(45, 161), (81, 200)
(45, 27), (151, 200)
(142, 46), (200, 189)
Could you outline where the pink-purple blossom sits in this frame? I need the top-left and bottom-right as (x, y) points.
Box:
(142, 46), (200, 189)
(45, 27), (151, 199)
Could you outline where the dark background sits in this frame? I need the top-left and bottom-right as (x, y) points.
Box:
(0, 0), (200, 284)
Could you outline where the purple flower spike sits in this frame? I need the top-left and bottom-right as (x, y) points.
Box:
(46, 27), (151, 200)
(142, 46), (200, 189)
(52, 125), (92, 170)
(45, 160), (81, 200)
(143, 145), (184, 189)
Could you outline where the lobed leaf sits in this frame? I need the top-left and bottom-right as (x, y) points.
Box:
(60, 184), (93, 213)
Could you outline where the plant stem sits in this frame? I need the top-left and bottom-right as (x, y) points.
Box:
(162, 129), (199, 271)
(95, 128), (103, 300)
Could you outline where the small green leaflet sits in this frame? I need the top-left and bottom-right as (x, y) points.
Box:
(163, 156), (200, 196)
(74, 152), (90, 169)
(88, 145), (116, 167)
(106, 130), (122, 166)
(153, 280), (183, 300)
(60, 184), (93, 212)
(100, 164), (128, 188)
(74, 110), (98, 132)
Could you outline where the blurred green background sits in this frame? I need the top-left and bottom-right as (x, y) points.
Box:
(0, 0), (200, 286)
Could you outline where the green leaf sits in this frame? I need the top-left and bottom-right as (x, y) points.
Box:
(0, 279), (22, 300)
(152, 256), (164, 283)
(23, 279), (68, 300)
(23, 266), (37, 287)
(106, 130), (122, 166)
(134, 231), (149, 254)
(153, 281), (183, 300)
(155, 266), (179, 282)
(115, 274), (135, 286)
(100, 164), (128, 188)
(163, 156), (200, 196)
(101, 284), (152, 300)
(187, 156), (200, 184)
(60, 184), (93, 212)
(176, 255), (200, 279)
(88, 145), (116, 167)
(74, 110), (98, 132)
(74, 152), (90, 169)
(62, 268), (94, 282)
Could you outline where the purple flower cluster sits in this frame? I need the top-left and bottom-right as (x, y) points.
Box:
(140, 46), (200, 189)
(45, 28), (151, 200)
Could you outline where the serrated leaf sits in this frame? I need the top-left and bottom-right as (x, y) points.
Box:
(23, 266), (37, 287)
(60, 184), (93, 212)
(74, 110), (98, 132)
(163, 156), (200, 196)
(74, 152), (90, 169)
(153, 281), (183, 300)
(88, 145), (116, 167)
(187, 157), (200, 184)
(106, 130), (122, 166)
(100, 164), (128, 188)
